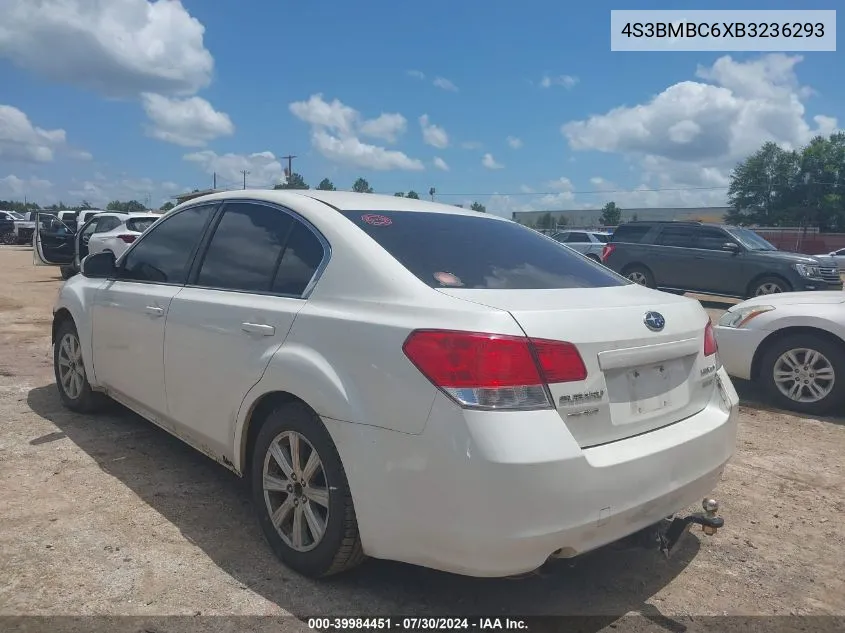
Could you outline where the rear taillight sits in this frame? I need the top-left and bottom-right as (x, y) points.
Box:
(704, 321), (718, 357)
(117, 234), (137, 243)
(402, 330), (587, 410)
(600, 243), (616, 262)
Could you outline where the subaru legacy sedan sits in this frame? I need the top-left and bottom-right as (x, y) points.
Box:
(36, 190), (738, 579)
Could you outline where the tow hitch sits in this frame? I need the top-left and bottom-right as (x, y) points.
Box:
(627, 498), (724, 558)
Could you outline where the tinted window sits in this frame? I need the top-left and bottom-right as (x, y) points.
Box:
(655, 226), (696, 248)
(121, 204), (214, 284)
(611, 224), (652, 243)
(695, 227), (731, 250)
(340, 211), (627, 290)
(565, 232), (589, 243)
(126, 217), (157, 233)
(196, 202), (294, 293)
(592, 233), (610, 243)
(81, 218), (100, 237)
(95, 217), (121, 233)
(272, 221), (325, 296)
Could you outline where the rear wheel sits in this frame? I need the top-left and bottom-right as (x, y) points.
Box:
(749, 276), (791, 298)
(250, 401), (365, 578)
(623, 265), (655, 288)
(60, 266), (75, 280)
(0, 231), (15, 245)
(758, 332), (845, 415)
(53, 319), (109, 413)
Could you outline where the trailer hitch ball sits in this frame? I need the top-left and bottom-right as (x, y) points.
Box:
(702, 498), (719, 535)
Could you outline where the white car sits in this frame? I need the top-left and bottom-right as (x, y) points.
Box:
(551, 230), (612, 262)
(715, 292), (845, 415)
(816, 247), (845, 268)
(86, 213), (159, 259)
(36, 190), (738, 579)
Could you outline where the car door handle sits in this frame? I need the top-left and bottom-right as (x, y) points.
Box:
(241, 322), (275, 336)
(144, 305), (165, 317)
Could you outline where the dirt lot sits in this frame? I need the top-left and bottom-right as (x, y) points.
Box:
(1, 245), (844, 624)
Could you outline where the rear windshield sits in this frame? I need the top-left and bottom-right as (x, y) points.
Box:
(126, 217), (157, 233)
(341, 211), (627, 290)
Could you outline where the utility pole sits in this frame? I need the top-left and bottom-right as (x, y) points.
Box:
(213, 172), (217, 189)
(281, 155), (296, 181)
(241, 170), (250, 190)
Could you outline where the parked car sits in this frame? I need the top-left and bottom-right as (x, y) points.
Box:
(0, 211), (15, 244)
(601, 221), (843, 298)
(551, 230), (611, 262)
(35, 191), (737, 579)
(715, 292), (845, 415)
(57, 210), (80, 233)
(86, 213), (159, 259)
(816, 247), (845, 268)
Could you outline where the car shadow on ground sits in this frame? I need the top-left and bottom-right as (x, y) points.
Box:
(732, 379), (844, 427)
(27, 384), (701, 627)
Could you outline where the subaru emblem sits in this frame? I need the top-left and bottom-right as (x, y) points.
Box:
(643, 311), (665, 332)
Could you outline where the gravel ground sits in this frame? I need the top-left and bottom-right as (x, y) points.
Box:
(0, 245), (843, 627)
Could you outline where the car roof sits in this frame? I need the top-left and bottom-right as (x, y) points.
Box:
(172, 189), (508, 220)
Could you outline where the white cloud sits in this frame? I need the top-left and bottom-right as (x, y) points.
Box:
(0, 0), (214, 98)
(433, 157), (449, 171)
(184, 150), (285, 188)
(561, 54), (839, 206)
(481, 153), (504, 170)
(0, 104), (88, 163)
(506, 136), (523, 149)
(141, 93), (233, 147)
(0, 174), (53, 197)
(311, 130), (424, 171)
(419, 114), (449, 149)
(358, 113), (407, 143)
(540, 74), (578, 89)
(407, 70), (426, 80)
(547, 177), (574, 192)
(461, 141), (483, 150)
(433, 77), (458, 92)
(289, 94), (422, 171)
(519, 185), (534, 193)
(65, 176), (182, 208)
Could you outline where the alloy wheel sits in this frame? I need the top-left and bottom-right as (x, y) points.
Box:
(773, 347), (835, 404)
(57, 332), (85, 400)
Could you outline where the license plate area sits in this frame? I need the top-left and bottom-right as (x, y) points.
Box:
(627, 361), (673, 415)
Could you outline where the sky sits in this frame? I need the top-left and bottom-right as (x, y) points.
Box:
(0, 0), (842, 217)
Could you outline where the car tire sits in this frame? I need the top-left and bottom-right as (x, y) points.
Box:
(53, 319), (109, 413)
(748, 276), (791, 298)
(623, 265), (655, 288)
(758, 332), (845, 416)
(250, 400), (365, 578)
(60, 266), (75, 280)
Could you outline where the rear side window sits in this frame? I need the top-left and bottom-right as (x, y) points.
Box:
(340, 211), (627, 290)
(121, 204), (215, 284)
(611, 224), (651, 243)
(592, 233), (610, 243)
(271, 222), (325, 296)
(95, 217), (121, 233)
(196, 202), (294, 293)
(126, 218), (157, 233)
(565, 232), (589, 243)
(655, 226), (696, 248)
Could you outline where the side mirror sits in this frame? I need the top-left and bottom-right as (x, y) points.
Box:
(721, 242), (740, 253)
(81, 251), (116, 279)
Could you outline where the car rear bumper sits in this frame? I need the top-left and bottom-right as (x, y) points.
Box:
(325, 367), (739, 577)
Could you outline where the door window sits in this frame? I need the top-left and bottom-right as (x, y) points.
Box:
(81, 218), (100, 240)
(695, 227), (733, 250)
(120, 204), (215, 284)
(195, 202), (294, 293)
(565, 232), (589, 243)
(655, 226), (696, 248)
(271, 221), (325, 296)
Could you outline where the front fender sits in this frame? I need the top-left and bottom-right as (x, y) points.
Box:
(53, 279), (99, 387)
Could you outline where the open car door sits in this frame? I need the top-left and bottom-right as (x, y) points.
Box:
(33, 212), (76, 267)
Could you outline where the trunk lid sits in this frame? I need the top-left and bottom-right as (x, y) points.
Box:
(439, 284), (717, 447)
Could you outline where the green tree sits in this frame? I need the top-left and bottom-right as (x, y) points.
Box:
(352, 178), (374, 193)
(599, 201), (622, 226)
(631, 213), (639, 222)
(274, 172), (309, 190)
(470, 201), (486, 213)
(406, 190), (420, 199)
(106, 200), (146, 213)
(316, 178), (336, 191)
(726, 141), (802, 226)
(159, 201), (175, 212)
(394, 192), (405, 197)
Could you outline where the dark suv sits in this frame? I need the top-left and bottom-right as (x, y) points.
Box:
(601, 221), (843, 299)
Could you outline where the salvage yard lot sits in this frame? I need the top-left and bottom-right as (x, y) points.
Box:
(1, 245), (843, 619)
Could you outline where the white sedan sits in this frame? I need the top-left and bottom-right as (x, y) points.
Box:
(36, 190), (738, 579)
(816, 247), (845, 268)
(715, 292), (845, 415)
(86, 213), (159, 259)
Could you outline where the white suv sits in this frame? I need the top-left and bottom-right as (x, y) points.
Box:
(41, 190), (739, 579)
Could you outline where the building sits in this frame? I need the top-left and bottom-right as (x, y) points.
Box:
(511, 206), (731, 228)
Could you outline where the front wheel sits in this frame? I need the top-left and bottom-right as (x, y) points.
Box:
(251, 401), (365, 578)
(53, 319), (109, 413)
(758, 333), (845, 415)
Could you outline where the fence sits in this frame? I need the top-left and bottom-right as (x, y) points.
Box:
(751, 227), (845, 255)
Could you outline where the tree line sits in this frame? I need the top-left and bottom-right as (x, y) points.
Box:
(522, 202), (632, 230)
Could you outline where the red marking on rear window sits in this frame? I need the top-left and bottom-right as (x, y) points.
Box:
(362, 214), (392, 226)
